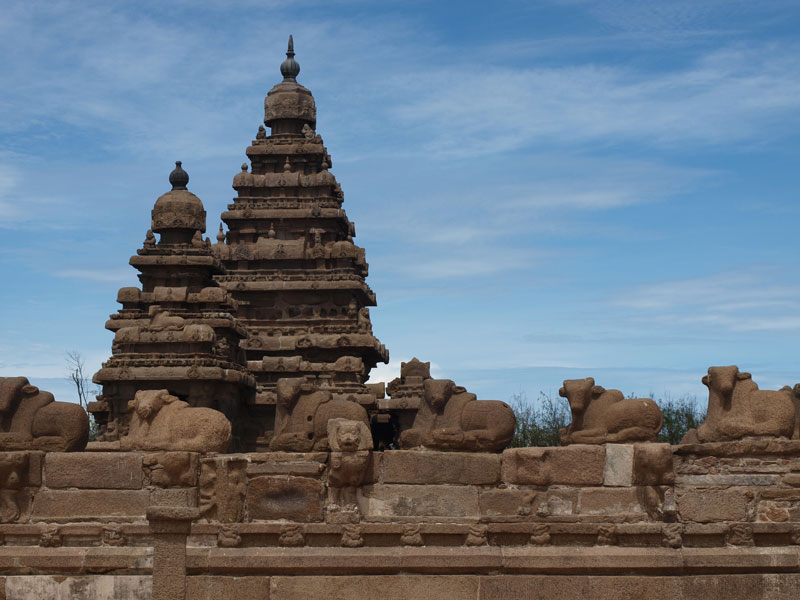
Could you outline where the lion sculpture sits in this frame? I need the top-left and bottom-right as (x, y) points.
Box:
(270, 378), (369, 452)
(683, 366), (796, 443)
(0, 377), (89, 452)
(558, 377), (662, 445)
(120, 389), (231, 452)
(327, 418), (372, 513)
(398, 378), (515, 452)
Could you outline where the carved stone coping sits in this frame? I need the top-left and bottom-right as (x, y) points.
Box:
(675, 439), (800, 457)
(0, 521), (797, 550)
(0, 544), (797, 577)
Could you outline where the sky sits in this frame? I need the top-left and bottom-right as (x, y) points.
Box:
(1, 0), (799, 409)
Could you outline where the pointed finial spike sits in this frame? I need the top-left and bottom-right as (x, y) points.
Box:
(280, 35), (300, 81)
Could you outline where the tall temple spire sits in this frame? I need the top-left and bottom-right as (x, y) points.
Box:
(280, 34), (300, 82)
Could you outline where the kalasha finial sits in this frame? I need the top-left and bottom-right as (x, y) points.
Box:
(280, 35), (300, 81)
(216, 223), (225, 243)
(169, 161), (189, 190)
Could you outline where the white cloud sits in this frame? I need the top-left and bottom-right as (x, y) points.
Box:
(55, 268), (135, 283)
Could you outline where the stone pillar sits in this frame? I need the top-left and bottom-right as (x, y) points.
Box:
(146, 506), (199, 600)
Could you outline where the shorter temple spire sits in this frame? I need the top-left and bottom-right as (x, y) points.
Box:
(280, 35), (300, 81)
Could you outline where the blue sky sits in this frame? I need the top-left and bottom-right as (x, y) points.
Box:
(1, 0), (799, 407)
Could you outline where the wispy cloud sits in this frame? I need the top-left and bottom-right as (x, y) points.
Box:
(55, 268), (135, 284)
(614, 268), (800, 332)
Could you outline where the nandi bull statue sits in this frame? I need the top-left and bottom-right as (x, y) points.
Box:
(558, 377), (662, 445)
(270, 377), (369, 452)
(398, 378), (516, 452)
(0, 377), (89, 451)
(682, 366), (796, 443)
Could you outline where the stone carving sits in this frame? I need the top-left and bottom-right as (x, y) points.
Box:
(270, 378), (369, 452)
(727, 523), (755, 547)
(684, 366), (795, 443)
(0, 453), (26, 523)
(398, 379), (515, 452)
(558, 377), (662, 445)
(465, 524), (488, 546)
(596, 524), (617, 546)
(217, 524), (241, 548)
(401, 523), (424, 546)
(102, 525), (126, 547)
(662, 523), (683, 548)
(529, 524), (551, 546)
(120, 390), (231, 452)
(279, 523), (306, 547)
(143, 452), (198, 487)
(39, 524), (62, 548)
(340, 523), (364, 548)
(327, 418), (372, 518)
(0, 377), (89, 452)
(199, 457), (247, 522)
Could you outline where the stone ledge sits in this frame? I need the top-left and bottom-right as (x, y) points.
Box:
(382, 451), (501, 486)
(181, 546), (800, 576)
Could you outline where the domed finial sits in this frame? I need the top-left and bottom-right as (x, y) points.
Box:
(216, 223), (225, 243)
(169, 161), (189, 190)
(280, 35), (300, 81)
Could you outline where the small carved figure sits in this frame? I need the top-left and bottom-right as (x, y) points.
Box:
(727, 524), (754, 547)
(0, 453), (26, 523)
(596, 524), (617, 546)
(144, 229), (156, 248)
(279, 523), (306, 547)
(0, 377), (89, 452)
(529, 524), (551, 546)
(143, 452), (197, 487)
(357, 307), (372, 333)
(40, 524), (62, 548)
(465, 524), (488, 546)
(401, 523), (424, 546)
(558, 377), (662, 445)
(191, 230), (205, 248)
(120, 390), (231, 452)
(662, 523), (682, 549)
(217, 524), (241, 548)
(684, 366), (795, 443)
(256, 125), (266, 139)
(147, 307), (185, 332)
(270, 378), (369, 452)
(102, 525), (126, 547)
(302, 123), (315, 139)
(327, 419), (372, 514)
(340, 523), (364, 548)
(398, 379), (516, 452)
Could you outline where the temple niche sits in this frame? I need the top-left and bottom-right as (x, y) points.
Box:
(211, 36), (388, 449)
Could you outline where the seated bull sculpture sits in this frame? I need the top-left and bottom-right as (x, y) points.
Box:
(120, 389), (231, 452)
(0, 377), (89, 452)
(270, 378), (369, 452)
(558, 377), (662, 445)
(684, 366), (795, 443)
(398, 379), (515, 452)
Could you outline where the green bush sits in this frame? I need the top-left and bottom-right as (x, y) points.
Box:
(510, 391), (571, 447)
(655, 394), (706, 445)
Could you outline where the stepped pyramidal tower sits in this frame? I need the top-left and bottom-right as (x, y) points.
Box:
(95, 37), (389, 451)
(92, 162), (256, 447)
(213, 37), (388, 446)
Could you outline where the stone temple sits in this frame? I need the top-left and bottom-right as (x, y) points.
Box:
(1, 37), (800, 600)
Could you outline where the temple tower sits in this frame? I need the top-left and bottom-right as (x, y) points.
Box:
(213, 37), (388, 447)
(92, 162), (255, 448)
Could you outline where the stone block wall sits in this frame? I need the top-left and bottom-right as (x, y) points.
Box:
(3, 441), (800, 598)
